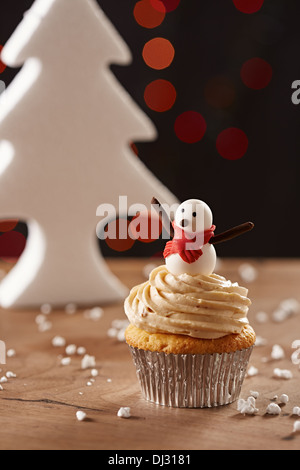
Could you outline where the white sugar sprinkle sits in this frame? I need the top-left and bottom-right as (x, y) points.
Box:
(6, 371), (16, 378)
(40, 303), (52, 315)
(272, 308), (289, 323)
(81, 354), (96, 370)
(38, 321), (52, 332)
(237, 397), (258, 415)
(86, 381), (92, 386)
(65, 303), (77, 314)
(35, 314), (47, 325)
(247, 365), (258, 377)
(271, 344), (285, 360)
(273, 368), (293, 379)
(279, 393), (289, 404)
(117, 329), (126, 342)
(266, 402), (281, 415)
(292, 406), (300, 416)
(76, 411), (87, 422)
(111, 319), (129, 329)
(84, 307), (103, 321)
(293, 420), (300, 432)
(107, 327), (117, 338)
(280, 298), (300, 315)
(65, 344), (77, 356)
(91, 369), (98, 377)
(238, 263), (257, 283)
(77, 347), (86, 356)
(60, 357), (71, 366)
(255, 336), (268, 346)
(255, 311), (268, 323)
(250, 390), (259, 398)
(272, 298), (300, 323)
(117, 407), (131, 419)
(6, 349), (16, 358)
(107, 319), (129, 342)
(0, 376), (8, 383)
(52, 336), (66, 347)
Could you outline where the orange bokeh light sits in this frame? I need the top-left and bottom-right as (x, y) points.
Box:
(204, 76), (236, 109)
(143, 38), (175, 70)
(133, 0), (166, 29)
(144, 79), (177, 112)
(105, 218), (135, 252)
(232, 0), (264, 14)
(0, 219), (19, 232)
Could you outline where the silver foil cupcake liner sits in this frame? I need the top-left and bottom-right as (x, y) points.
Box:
(129, 346), (253, 408)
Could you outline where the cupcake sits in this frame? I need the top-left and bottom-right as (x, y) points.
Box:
(124, 199), (255, 408)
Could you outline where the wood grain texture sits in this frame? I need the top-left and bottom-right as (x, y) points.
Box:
(0, 258), (300, 450)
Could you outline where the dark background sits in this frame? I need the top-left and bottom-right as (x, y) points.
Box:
(0, 0), (299, 259)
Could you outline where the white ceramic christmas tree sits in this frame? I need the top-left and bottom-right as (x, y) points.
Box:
(0, 0), (176, 308)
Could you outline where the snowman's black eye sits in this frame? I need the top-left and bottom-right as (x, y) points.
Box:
(181, 208), (185, 213)
(192, 212), (196, 217)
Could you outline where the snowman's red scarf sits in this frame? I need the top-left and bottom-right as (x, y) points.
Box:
(163, 222), (216, 264)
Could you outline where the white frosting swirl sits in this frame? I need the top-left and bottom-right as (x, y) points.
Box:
(124, 265), (251, 339)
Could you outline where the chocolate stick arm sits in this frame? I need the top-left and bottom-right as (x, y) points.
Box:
(151, 197), (175, 238)
(209, 222), (254, 245)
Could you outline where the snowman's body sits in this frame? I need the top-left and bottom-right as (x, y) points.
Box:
(166, 243), (216, 276)
(164, 199), (217, 276)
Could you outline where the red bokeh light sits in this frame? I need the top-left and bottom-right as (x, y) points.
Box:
(0, 45), (7, 74)
(129, 211), (162, 243)
(150, 0), (181, 13)
(0, 231), (26, 262)
(216, 127), (249, 160)
(130, 142), (139, 156)
(240, 57), (273, 90)
(174, 111), (207, 144)
(232, 0), (264, 14)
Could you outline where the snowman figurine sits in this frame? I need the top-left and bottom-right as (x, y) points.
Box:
(164, 199), (216, 276)
(151, 197), (254, 277)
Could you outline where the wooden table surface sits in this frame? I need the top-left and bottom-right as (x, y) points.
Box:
(0, 257), (299, 451)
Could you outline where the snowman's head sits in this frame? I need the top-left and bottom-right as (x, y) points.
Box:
(174, 199), (213, 235)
